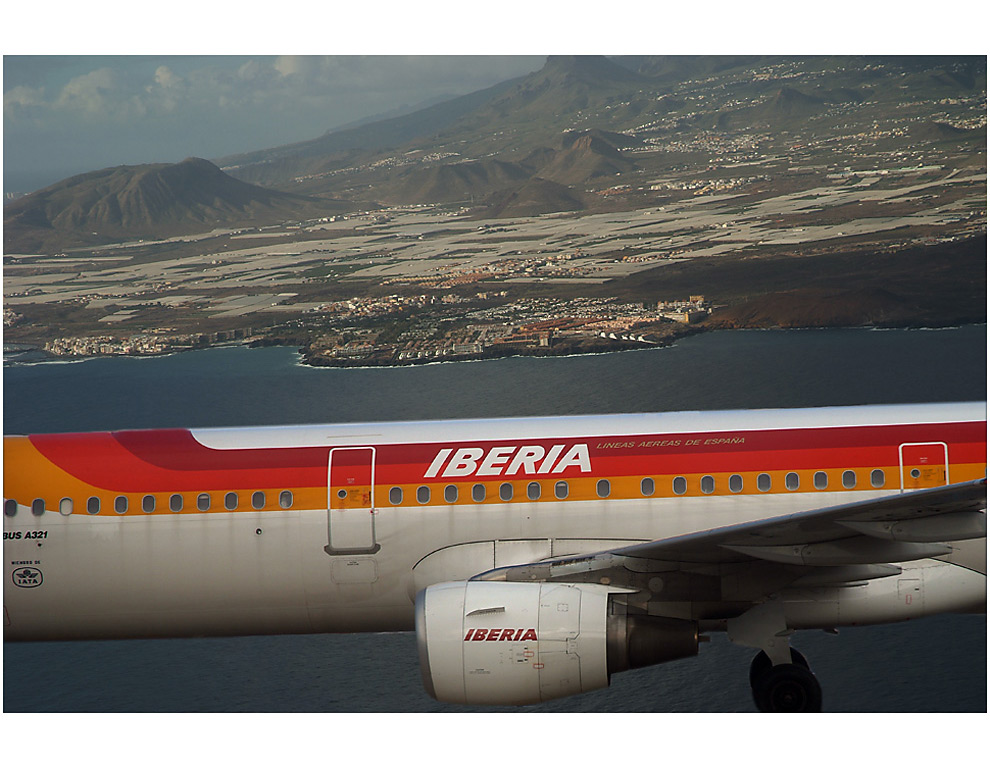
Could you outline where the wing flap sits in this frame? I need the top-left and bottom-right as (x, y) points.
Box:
(474, 480), (986, 598)
(609, 478), (986, 565)
(837, 511), (987, 542)
(721, 539), (953, 566)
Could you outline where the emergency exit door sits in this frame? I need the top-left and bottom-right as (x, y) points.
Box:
(326, 447), (380, 554)
(899, 442), (948, 491)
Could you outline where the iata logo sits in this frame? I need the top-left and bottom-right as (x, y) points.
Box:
(426, 444), (591, 478)
(464, 628), (538, 642)
(12, 566), (43, 589)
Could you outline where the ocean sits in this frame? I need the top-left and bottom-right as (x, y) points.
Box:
(2, 326), (987, 712)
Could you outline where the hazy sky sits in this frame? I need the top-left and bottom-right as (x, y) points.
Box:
(3, 55), (546, 194)
(3, 2), (986, 196)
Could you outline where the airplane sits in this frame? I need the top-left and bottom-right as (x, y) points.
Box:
(3, 401), (986, 712)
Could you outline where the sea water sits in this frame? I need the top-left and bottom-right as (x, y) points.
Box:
(3, 326), (986, 711)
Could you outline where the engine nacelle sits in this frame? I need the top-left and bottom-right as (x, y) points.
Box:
(415, 580), (698, 706)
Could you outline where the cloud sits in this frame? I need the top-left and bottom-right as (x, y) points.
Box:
(154, 65), (184, 90)
(273, 55), (316, 79)
(148, 65), (186, 112)
(56, 67), (120, 114)
(4, 55), (546, 192)
(4, 84), (47, 113)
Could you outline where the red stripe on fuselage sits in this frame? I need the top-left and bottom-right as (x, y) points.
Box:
(29, 431), (326, 493)
(24, 420), (985, 493)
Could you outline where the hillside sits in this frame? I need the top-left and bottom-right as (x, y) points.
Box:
(5, 55), (985, 254)
(220, 54), (984, 199)
(3, 158), (348, 252)
(483, 177), (587, 217)
(216, 75), (529, 188)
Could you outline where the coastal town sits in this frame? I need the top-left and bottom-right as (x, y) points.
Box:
(32, 294), (712, 365)
(5, 154), (984, 367)
(4, 57), (985, 367)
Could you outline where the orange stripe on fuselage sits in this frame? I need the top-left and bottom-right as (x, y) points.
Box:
(4, 419), (986, 515)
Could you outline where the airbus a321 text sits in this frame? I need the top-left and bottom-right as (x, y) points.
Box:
(3, 402), (986, 711)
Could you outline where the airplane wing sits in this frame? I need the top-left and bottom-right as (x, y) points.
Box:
(425, 478), (986, 710)
(475, 479), (987, 597)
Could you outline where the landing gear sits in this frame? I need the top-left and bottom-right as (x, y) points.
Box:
(727, 602), (823, 711)
(748, 648), (809, 688)
(749, 650), (822, 712)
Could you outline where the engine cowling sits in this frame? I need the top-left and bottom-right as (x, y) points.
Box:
(415, 580), (698, 706)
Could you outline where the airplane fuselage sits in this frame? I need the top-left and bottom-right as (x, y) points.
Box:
(4, 403), (985, 643)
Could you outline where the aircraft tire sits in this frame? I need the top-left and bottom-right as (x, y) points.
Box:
(748, 648), (810, 689)
(753, 663), (823, 712)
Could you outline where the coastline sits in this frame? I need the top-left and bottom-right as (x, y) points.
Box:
(6, 320), (985, 370)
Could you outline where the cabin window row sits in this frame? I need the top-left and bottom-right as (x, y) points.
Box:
(383, 469), (888, 506)
(651, 469), (886, 496)
(394, 480), (613, 506)
(3, 470), (891, 516)
(4, 491), (295, 516)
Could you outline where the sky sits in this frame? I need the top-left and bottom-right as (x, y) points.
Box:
(3, 2), (988, 197)
(3, 55), (546, 194)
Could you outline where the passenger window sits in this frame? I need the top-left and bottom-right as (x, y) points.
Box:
(641, 477), (655, 497)
(4, 499), (17, 517)
(444, 485), (458, 503)
(32, 498), (46, 516)
(673, 476), (687, 495)
(279, 491), (293, 509)
(87, 497), (101, 515)
(197, 493), (211, 512)
(499, 483), (513, 501)
(757, 474), (771, 492)
(224, 492), (238, 510)
(416, 486), (431, 504)
(842, 471), (857, 489)
(59, 498), (74, 516)
(871, 469), (885, 488)
(527, 482), (542, 501)
(252, 491), (266, 510)
(171, 494), (184, 512)
(729, 474), (743, 493)
(554, 481), (569, 500)
(785, 472), (800, 491)
(142, 495), (156, 513)
(114, 496), (128, 514)
(814, 471), (828, 490)
(389, 487), (403, 505)
(597, 479), (611, 498)
(472, 484), (486, 503)
(701, 475), (715, 494)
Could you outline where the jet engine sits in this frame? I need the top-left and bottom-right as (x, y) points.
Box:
(415, 580), (698, 706)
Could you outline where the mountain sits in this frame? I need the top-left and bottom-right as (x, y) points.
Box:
(219, 55), (984, 204)
(216, 75), (530, 188)
(535, 130), (638, 185)
(4, 158), (348, 252)
(378, 158), (531, 205)
(7, 55), (985, 253)
(484, 177), (587, 218)
(473, 55), (649, 120)
(221, 56), (650, 193)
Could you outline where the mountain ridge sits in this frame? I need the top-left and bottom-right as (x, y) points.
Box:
(4, 157), (349, 252)
(5, 55), (985, 254)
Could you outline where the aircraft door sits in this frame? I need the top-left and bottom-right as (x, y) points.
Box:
(326, 447), (380, 555)
(899, 442), (948, 491)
